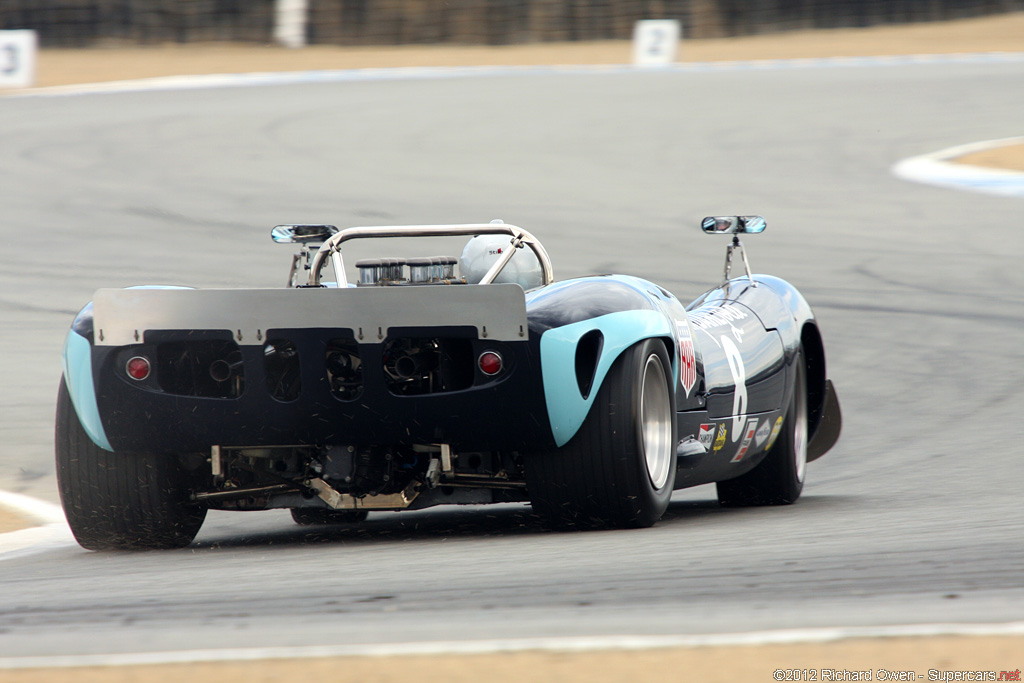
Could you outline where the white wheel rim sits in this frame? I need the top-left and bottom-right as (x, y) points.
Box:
(641, 354), (673, 490)
(794, 374), (808, 484)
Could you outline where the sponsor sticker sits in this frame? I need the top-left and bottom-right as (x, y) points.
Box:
(766, 416), (784, 451)
(688, 302), (748, 332)
(698, 423), (715, 450)
(731, 419), (759, 463)
(712, 424), (728, 452)
(754, 419), (771, 447)
(676, 320), (696, 397)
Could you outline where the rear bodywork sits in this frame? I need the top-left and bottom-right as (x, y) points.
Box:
(69, 284), (542, 453)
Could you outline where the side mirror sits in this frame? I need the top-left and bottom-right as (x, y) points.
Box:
(271, 224), (339, 245)
(701, 216), (766, 234)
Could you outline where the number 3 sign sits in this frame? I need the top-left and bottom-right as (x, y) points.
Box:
(0, 30), (38, 89)
(632, 20), (680, 67)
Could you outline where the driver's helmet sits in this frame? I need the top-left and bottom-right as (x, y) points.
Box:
(459, 235), (543, 290)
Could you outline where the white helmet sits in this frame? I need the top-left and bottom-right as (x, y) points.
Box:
(459, 234), (544, 290)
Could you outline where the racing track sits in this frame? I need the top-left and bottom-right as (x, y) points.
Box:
(1, 58), (1023, 661)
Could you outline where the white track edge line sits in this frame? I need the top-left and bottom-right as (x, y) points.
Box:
(0, 490), (64, 524)
(1, 622), (1023, 669)
(7, 51), (1024, 98)
(0, 491), (75, 560)
(893, 136), (1024, 197)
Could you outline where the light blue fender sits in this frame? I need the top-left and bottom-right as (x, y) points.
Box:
(60, 285), (193, 451)
(62, 329), (113, 451)
(541, 309), (675, 447)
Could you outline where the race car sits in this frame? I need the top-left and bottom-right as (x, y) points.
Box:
(56, 218), (841, 550)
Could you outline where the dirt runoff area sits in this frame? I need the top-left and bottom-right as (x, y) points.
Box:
(954, 146), (1024, 172)
(0, 508), (34, 534)
(0, 635), (1021, 682)
(1, 12), (1023, 682)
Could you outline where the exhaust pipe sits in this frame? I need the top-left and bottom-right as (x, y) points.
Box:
(393, 351), (438, 379)
(209, 358), (244, 383)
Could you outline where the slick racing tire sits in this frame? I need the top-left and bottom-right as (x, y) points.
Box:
(526, 338), (677, 529)
(55, 378), (207, 550)
(291, 508), (368, 525)
(716, 351), (808, 507)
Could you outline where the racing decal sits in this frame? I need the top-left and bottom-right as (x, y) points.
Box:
(698, 423), (715, 450)
(766, 416), (784, 451)
(721, 335), (748, 442)
(676, 320), (696, 397)
(688, 303), (748, 333)
(712, 424), (728, 452)
(754, 419), (772, 447)
(731, 419), (759, 463)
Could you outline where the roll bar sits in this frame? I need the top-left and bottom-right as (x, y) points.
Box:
(307, 223), (554, 287)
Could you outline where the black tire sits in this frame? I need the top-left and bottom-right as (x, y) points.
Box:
(526, 338), (677, 529)
(55, 378), (207, 550)
(716, 352), (808, 507)
(290, 508), (368, 525)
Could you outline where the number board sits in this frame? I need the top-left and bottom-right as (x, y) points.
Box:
(632, 20), (681, 67)
(0, 30), (37, 89)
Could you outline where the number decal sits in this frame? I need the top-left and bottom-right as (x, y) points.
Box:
(1, 45), (17, 76)
(647, 28), (664, 56)
(721, 335), (747, 442)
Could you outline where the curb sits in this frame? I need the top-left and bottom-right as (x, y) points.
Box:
(893, 137), (1024, 197)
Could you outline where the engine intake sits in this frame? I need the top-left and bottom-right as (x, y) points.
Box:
(356, 256), (460, 286)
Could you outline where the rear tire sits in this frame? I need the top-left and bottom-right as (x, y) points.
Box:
(291, 508), (368, 525)
(716, 352), (807, 507)
(55, 378), (207, 550)
(526, 338), (677, 529)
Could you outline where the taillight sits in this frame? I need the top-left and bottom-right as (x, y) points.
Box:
(125, 356), (151, 381)
(478, 351), (503, 376)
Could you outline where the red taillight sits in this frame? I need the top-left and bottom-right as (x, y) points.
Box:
(125, 356), (151, 381)
(478, 351), (503, 376)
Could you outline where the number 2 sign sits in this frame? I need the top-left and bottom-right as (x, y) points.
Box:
(0, 30), (38, 89)
(632, 20), (680, 67)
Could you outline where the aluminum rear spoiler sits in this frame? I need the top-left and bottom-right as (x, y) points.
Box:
(91, 284), (529, 346)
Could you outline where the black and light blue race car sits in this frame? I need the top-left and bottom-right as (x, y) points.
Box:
(56, 218), (841, 550)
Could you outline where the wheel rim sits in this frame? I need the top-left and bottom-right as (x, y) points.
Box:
(640, 353), (673, 490)
(794, 371), (808, 484)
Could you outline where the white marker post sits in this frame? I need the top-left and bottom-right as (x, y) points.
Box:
(632, 20), (680, 67)
(274, 0), (309, 49)
(0, 30), (38, 89)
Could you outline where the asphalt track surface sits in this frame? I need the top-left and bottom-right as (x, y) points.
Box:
(1, 58), (1023, 660)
